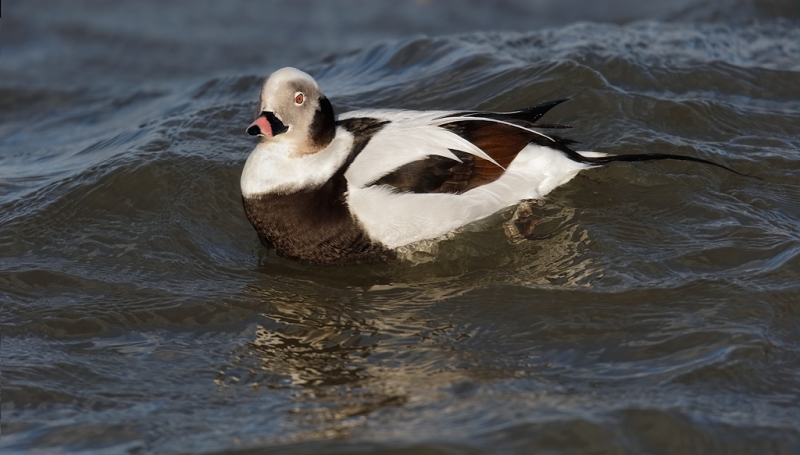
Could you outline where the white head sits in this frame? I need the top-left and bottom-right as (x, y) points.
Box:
(246, 67), (335, 154)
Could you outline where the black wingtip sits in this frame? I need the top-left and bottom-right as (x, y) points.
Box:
(490, 98), (571, 124)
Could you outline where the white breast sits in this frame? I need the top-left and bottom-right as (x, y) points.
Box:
(240, 130), (355, 197)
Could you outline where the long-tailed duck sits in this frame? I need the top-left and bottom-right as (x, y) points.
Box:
(241, 67), (740, 265)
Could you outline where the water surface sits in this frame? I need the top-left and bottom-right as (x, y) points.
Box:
(2, 1), (799, 454)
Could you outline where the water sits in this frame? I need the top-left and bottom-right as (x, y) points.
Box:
(2, 1), (799, 454)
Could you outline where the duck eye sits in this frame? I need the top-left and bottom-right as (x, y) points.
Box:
(294, 92), (304, 105)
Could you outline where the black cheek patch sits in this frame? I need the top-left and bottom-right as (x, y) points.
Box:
(309, 97), (336, 148)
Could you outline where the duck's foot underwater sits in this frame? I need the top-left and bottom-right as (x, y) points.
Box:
(503, 199), (545, 243)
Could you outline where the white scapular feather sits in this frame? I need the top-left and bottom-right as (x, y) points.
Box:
(340, 110), (505, 187)
(430, 115), (555, 142)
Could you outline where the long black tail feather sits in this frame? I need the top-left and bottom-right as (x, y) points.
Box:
(567, 150), (757, 179)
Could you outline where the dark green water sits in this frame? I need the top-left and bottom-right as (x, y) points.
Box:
(2, 1), (799, 454)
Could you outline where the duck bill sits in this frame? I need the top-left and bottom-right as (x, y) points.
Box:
(246, 115), (273, 137)
(246, 112), (289, 137)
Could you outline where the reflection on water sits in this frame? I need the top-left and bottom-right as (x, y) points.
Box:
(220, 295), (380, 390)
(218, 284), (479, 438)
(216, 206), (602, 439)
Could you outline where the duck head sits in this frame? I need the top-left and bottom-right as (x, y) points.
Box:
(247, 67), (335, 153)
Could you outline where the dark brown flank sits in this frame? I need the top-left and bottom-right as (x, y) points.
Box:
(242, 187), (394, 265)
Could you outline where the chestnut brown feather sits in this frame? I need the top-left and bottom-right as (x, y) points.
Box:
(368, 120), (573, 194)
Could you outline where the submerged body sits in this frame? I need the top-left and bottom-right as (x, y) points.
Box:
(240, 67), (734, 264)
